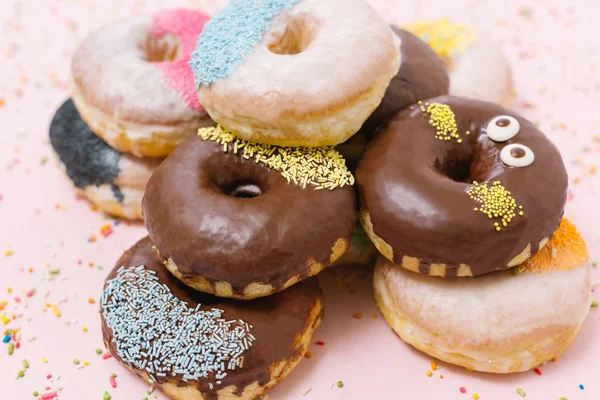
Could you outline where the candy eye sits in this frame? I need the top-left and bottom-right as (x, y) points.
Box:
(486, 115), (520, 142)
(501, 144), (534, 167)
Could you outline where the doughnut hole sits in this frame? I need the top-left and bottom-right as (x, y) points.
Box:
(267, 13), (320, 55)
(142, 33), (182, 62)
(207, 160), (272, 200)
(434, 150), (474, 183)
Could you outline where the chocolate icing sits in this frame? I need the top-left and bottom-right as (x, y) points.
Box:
(49, 99), (124, 202)
(358, 27), (450, 139)
(142, 135), (356, 294)
(357, 96), (567, 276)
(101, 237), (323, 399)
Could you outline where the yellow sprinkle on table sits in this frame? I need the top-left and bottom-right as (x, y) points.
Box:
(82, 327), (88, 333)
(41, 357), (48, 363)
(4, 250), (13, 256)
(467, 181), (522, 231)
(198, 125), (354, 190)
(1, 315), (10, 325)
(426, 370), (433, 377)
(405, 18), (478, 60)
(51, 304), (61, 317)
(472, 394), (480, 399)
(419, 101), (461, 143)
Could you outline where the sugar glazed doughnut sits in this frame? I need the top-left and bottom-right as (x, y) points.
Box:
(405, 19), (514, 107)
(50, 100), (162, 219)
(357, 96), (568, 277)
(142, 126), (357, 299)
(374, 219), (591, 373)
(190, 0), (401, 147)
(70, 9), (214, 157)
(102, 237), (323, 400)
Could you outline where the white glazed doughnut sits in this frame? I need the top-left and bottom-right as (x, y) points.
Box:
(50, 100), (162, 220)
(70, 9), (214, 157)
(190, 0), (401, 147)
(374, 219), (591, 373)
(405, 19), (514, 107)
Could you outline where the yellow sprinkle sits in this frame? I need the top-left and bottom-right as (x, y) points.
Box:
(1, 315), (9, 325)
(426, 370), (433, 377)
(82, 327), (88, 333)
(472, 394), (480, 399)
(4, 250), (13, 256)
(467, 181), (522, 231)
(198, 125), (354, 190)
(405, 18), (478, 59)
(41, 357), (48, 363)
(7, 287), (12, 294)
(83, 361), (89, 366)
(51, 304), (61, 317)
(420, 102), (462, 143)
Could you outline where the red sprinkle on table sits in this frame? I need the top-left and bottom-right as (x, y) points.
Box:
(534, 367), (542, 375)
(460, 387), (467, 393)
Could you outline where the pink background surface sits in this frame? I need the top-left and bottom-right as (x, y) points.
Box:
(1, 0), (599, 399)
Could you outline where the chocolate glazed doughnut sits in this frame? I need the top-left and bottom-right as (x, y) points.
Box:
(101, 237), (324, 400)
(358, 27), (450, 139)
(143, 131), (357, 299)
(357, 96), (568, 277)
(338, 27), (449, 170)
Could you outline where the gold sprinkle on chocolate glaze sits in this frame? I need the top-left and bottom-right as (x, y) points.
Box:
(199, 125), (354, 190)
(419, 101), (462, 143)
(467, 181), (523, 231)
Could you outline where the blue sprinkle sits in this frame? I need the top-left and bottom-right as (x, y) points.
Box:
(190, 0), (301, 87)
(101, 265), (255, 384)
(2, 335), (11, 343)
(579, 384), (584, 390)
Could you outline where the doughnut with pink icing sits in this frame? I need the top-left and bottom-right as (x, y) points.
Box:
(70, 9), (214, 157)
(190, 0), (401, 147)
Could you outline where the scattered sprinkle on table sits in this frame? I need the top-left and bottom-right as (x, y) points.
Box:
(534, 367), (542, 375)
(337, 381), (344, 388)
(472, 394), (479, 399)
(591, 301), (598, 308)
(579, 384), (584, 390)
(516, 387), (526, 397)
(352, 312), (362, 319)
(316, 341), (325, 346)
(103, 391), (111, 400)
(301, 387), (312, 396)
(460, 387), (467, 393)
(426, 370), (433, 377)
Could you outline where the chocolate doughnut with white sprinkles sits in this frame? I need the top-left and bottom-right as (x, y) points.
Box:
(101, 237), (324, 400)
(142, 125), (357, 299)
(49, 99), (162, 219)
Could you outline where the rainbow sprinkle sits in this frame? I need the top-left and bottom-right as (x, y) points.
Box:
(199, 125), (354, 190)
(101, 265), (255, 383)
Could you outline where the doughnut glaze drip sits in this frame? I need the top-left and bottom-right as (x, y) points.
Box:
(151, 9), (209, 110)
(190, 0), (301, 87)
(49, 99), (123, 202)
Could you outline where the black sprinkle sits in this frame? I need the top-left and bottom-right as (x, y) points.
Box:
(49, 99), (124, 202)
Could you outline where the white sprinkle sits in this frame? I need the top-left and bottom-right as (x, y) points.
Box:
(302, 387), (312, 396)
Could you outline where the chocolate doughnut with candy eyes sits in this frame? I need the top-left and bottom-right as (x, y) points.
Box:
(101, 237), (324, 400)
(357, 96), (567, 277)
(142, 125), (357, 299)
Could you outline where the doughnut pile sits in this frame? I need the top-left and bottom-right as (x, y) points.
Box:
(50, 9), (214, 219)
(74, 1), (593, 399)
